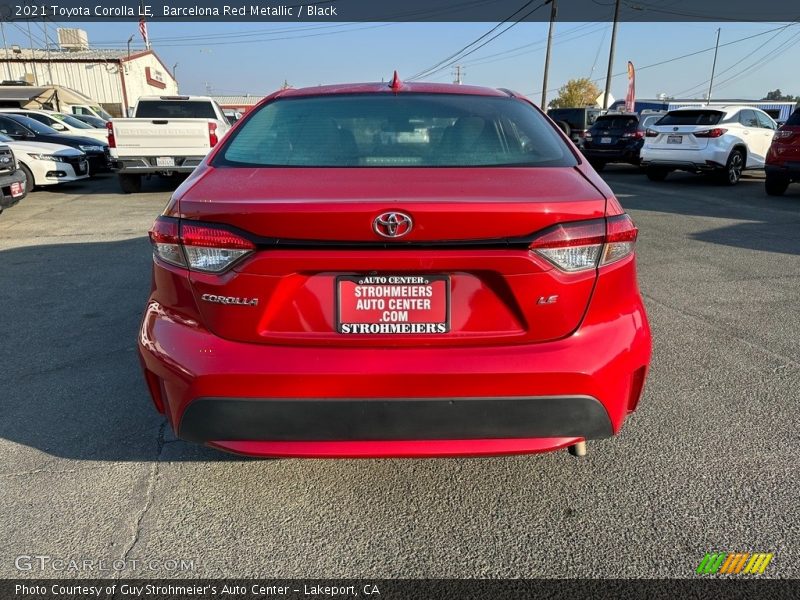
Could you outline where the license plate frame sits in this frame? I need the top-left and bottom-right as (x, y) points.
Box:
(335, 274), (451, 335)
(156, 156), (176, 167)
(667, 135), (683, 144)
(600, 136), (612, 144)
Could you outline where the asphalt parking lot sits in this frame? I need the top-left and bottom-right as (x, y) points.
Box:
(1, 168), (798, 579)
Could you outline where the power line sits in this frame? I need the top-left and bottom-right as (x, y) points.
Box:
(409, 0), (552, 81)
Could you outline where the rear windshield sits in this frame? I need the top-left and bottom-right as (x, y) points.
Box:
(591, 116), (638, 129)
(785, 109), (800, 126)
(216, 94), (576, 168)
(547, 108), (598, 129)
(658, 110), (723, 126)
(135, 100), (217, 119)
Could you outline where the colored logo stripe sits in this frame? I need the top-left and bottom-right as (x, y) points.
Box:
(697, 552), (773, 575)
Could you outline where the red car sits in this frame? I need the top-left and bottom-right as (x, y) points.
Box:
(138, 77), (652, 458)
(765, 108), (800, 196)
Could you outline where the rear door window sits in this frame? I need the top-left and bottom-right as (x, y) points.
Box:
(755, 111), (776, 130)
(658, 110), (723, 126)
(738, 110), (759, 128)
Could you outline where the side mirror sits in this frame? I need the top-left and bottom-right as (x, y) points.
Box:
(52, 123), (67, 131)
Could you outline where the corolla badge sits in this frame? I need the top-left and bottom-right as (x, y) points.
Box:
(201, 294), (258, 306)
(373, 212), (413, 238)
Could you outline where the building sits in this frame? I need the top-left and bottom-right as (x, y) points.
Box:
(610, 98), (798, 122)
(0, 47), (178, 117)
(210, 95), (265, 114)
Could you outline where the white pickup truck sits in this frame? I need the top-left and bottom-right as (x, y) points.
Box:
(108, 96), (231, 193)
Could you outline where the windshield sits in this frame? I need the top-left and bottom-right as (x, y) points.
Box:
(657, 110), (723, 126)
(217, 94), (576, 168)
(53, 113), (93, 129)
(10, 115), (58, 135)
(91, 106), (113, 121)
(135, 100), (217, 119)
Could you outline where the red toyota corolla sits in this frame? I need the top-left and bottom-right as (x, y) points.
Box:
(137, 78), (652, 458)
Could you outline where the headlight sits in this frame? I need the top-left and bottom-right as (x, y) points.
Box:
(78, 145), (103, 152)
(29, 153), (62, 162)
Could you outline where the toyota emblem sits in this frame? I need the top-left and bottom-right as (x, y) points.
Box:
(373, 212), (413, 238)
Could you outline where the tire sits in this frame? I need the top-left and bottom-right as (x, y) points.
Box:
(717, 149), (744, 185)
(118, 174), (142, 194)
(20, 163), (34, 194)
(556, 121), (571, 137)
(646, 167), (669, 182)
(765, 173), (790, 196)
(589, 160), (606, 172)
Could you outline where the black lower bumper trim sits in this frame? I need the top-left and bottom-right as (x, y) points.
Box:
(178, 396), (613, 442)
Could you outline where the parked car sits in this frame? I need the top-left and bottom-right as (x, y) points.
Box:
(138, 80), (652, 459)
(0, 141), (26, 215)
(582, 113), (645, 169)
(69, 113), (108, 128)
(109, 95), (232, 193)
(547, 107), (602, 147)
(0, 108), (108, 143)
(69, 103), (114, 122)
(764, 107), (800, 196)
(0, 114), (110, 175)
(640, 105), (777, 184)
(0, 133), (88, 193)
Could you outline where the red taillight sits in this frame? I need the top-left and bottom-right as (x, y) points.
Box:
(106, 122), (116, 148)
(529, 214), (638, 272)
(208, 122), (218, 147)
(645, 129), (658, 137)
(774, 129), (796, 140)
(149, 216), (255, 273)
(623, 130), (645, 139)
(693, 128), (727, 138)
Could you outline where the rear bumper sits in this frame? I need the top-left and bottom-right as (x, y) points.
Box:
(640, 147), (726, 171)
(137, 259), (652, 457)
(112, 156), (204, 174)
(766, 162), (800, 179)
(0, 168), (27, 209)
(179, 396), (613, 442)
(583, 146), (641, 163)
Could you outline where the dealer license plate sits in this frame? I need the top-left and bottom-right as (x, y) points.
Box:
(336, 274), (450, 334)
(156, 156), (175, 167)
(667, 135), (683, 144)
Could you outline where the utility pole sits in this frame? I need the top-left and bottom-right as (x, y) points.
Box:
(25, 19), (38, 84)
(127, 34), (134, 59)
(0, 21), (12, 81)
(172, 62), (178, 92)
(602, 0), (621, 110)
(706, 28), (721, 104)
(453, 65), (464, 85)
(540, 0), (557, 109)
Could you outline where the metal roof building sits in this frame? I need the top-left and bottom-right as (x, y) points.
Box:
(0, 47), (178, 117)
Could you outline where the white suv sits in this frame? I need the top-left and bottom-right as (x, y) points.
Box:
(640, 105), (777, 185)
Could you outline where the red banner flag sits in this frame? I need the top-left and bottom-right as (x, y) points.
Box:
(625, 61), (636, 112)
(139, 18), (149, 48)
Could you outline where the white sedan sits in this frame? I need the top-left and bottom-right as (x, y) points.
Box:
(640, 105), (777, 185)
(0, 133), (89, 193)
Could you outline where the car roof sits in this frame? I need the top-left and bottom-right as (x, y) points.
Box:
(277, 81), (511, 99)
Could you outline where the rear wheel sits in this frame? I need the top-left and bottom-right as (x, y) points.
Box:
(717, 149), (744, 185)
(646, 167), (669, 181)
(765, 173), (790, 196)
(20, 163), (34, 194)
(118, 174), (142, 194)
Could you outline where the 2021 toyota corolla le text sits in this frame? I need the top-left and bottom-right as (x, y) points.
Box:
(137, 79), (652, 458)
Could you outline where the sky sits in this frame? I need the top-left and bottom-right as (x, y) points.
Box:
(2, 20), (798, 103)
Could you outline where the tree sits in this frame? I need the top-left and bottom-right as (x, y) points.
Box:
(549, 78), (602, 109)
(761, 89), (797, 102)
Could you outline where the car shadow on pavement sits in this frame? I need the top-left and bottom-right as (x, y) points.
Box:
(0, 237), (242, 462)
(605, 171), (800, 257)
